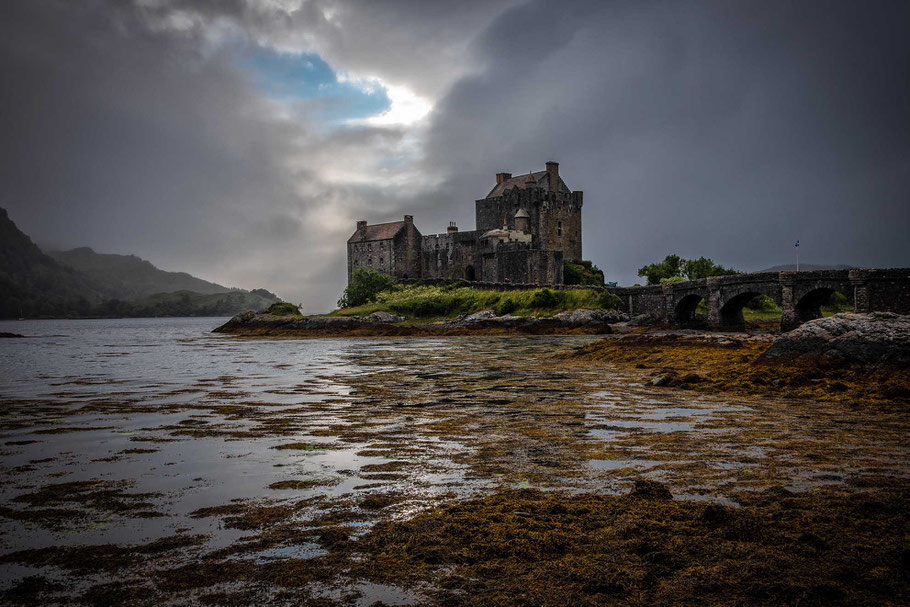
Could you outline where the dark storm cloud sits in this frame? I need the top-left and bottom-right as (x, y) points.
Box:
(421, 0), (910, 283)
(0, 0), (429, 309)
(1, 0), (907, 310)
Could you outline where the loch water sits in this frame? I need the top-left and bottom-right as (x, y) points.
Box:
(0, 317), (906, 602)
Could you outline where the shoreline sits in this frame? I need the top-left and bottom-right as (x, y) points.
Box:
(212, 309), (620, 337)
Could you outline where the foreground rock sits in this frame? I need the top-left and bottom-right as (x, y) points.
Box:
(214, 308), (617, 337)
(764, 312), (910, 365)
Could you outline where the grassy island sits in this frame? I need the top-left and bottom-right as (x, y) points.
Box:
(326, 268), (620, 321)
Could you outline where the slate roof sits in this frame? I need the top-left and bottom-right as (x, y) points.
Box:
(348, 220), (405, 243)
(485, 170), (568, 198)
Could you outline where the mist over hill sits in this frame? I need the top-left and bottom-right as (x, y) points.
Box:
(0, 208), (279, 319)
(48, 247), (231, 300)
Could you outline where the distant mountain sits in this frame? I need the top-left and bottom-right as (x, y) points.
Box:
(760, 263), (855, 272)
(0, 208), (105, 317)
(48, 247), (231, 300)
(0, 208), (280, 318)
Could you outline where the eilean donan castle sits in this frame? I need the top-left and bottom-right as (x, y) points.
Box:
(347, 161), (582, 285)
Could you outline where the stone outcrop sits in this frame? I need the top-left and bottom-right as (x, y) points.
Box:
(555, 308), (627, 326)
(763, 312), (910, 364)
(213, 308), (618, 337)
(364, 311), (405, 323)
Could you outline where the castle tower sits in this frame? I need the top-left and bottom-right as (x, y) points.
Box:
(475, 161), (583, 261)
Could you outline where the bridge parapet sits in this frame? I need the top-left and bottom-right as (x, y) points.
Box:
(848, 268), (910, 314)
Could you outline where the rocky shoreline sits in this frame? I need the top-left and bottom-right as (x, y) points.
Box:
(213, 308), (625, 337)
(573, 313), (910, 408)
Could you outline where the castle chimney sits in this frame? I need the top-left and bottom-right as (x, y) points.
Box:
(403, 215), (413, 225)
(496, 172), (512, 185)
(546, 161), (559, 192)
(447, 221), (458, 234)
(356, 220), (367, 240)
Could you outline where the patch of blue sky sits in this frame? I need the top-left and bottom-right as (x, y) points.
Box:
(242, 47), (390, 122)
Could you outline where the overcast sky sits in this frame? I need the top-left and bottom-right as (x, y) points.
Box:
(2, 0), (908, 311)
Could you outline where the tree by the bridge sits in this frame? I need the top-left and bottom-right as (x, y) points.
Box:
(638, 255), (739, 285)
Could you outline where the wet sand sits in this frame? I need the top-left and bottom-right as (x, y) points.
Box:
(0, 320), (906, 605)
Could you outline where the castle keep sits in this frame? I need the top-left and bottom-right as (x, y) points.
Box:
(347, 161), (583, 285)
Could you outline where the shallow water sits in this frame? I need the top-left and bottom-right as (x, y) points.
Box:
(1, 318), (907, 604)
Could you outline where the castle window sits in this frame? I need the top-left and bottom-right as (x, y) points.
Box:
(557, 221), (563, 236)
(380, 257), (384, 266)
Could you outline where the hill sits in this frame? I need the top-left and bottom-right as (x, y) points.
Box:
(0, 208), (280, 318)
(49, 247), (230, 300)
(100, 290), (280, 318)
(0, 208), (105, 317)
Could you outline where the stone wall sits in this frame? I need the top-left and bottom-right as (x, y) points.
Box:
(850, 268), (910, 314)
(486, 245), (563, 284)
(420, 230), (479, 280)
(397, 278), (600, 291)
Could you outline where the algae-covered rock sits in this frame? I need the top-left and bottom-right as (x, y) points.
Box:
(764, 312), (910, 364)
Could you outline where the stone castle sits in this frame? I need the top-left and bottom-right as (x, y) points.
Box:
(347, 161), (583, 285)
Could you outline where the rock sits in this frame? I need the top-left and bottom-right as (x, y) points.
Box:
(0, 332), (25, 338)
(554, 308), (625, 326)
(364, 311), (405, 323)
(650, 375), (672, 387)
(627, 313), (657, 326)
(459, 310), (497, 322)
(763, 312), (910, 365)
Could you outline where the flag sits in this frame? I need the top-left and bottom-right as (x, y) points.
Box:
(795, 240), (799, 247)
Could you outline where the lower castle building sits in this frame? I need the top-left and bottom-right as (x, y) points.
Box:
(347, 161), (582, 285)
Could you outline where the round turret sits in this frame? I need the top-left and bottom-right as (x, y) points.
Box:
(514, 207), (530, 233)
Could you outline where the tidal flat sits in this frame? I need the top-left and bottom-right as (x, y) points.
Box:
(0, 318), (906, 605)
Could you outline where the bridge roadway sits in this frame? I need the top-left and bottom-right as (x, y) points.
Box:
(605, 268), (910, 331)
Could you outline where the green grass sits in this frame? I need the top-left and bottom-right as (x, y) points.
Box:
(267, 302), (301, 317)
(329, 283), (611, 320)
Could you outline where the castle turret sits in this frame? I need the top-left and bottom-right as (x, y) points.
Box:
(514, 208), (530, 233)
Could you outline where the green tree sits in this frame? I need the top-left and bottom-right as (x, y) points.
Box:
(337, 268), (397, 308)
(638, 254), (738, 285)
(563, 260), (605, 286)
(637, 254), (683, 285)
(682, 257), (738, 280)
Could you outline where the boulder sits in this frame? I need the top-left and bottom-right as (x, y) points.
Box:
(364, 311), (405, 324)
(763, 312), (910, 365)
(555, 308), (625, 326)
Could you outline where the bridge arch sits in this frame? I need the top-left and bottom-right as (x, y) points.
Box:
(792, 285), (853, 326)
(673, 293), (708, 325)
(711, 276), (782, 329)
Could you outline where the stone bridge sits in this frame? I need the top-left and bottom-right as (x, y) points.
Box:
(606, 268), (910, 331)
